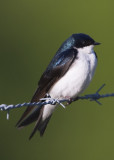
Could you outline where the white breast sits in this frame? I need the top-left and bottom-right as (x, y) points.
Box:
(42, 45), (97, 120)
(50, 47), (97, 99)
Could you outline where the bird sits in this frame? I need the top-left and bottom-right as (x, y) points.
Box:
(16, 33), (100, 139)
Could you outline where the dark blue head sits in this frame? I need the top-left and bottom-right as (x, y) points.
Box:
(72, 33), (100, 48)
(57, 33), (100, 54)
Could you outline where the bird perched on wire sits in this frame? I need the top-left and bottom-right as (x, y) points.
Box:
(16, 33), (100, 139)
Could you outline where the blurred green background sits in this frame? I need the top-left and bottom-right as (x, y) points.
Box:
(0, 0), (114, 159)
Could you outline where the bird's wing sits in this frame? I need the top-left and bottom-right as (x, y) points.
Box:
(16, 48), (78, 127)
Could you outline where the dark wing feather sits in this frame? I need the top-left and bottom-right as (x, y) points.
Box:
(16, 48), (77, 128)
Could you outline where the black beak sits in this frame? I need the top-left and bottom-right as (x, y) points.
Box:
(94, 42), (101, 45)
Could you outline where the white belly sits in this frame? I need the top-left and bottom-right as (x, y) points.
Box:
(42, 51), (97, 120)
(50, 52), (97, 99)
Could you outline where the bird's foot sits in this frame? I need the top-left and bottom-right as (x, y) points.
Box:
(64, 96), (79, 105)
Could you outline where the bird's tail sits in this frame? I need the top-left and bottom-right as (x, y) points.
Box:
(16, 105), (52, 139)
(16, 87), (53, 139)
(29, 110), (52, 139)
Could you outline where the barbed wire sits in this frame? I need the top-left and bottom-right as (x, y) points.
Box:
(0, 84), (114, 120)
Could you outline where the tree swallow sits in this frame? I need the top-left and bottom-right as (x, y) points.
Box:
(16, 33), (100, 139)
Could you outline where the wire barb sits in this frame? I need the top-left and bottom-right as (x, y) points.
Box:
(7, 109), (10, 120)
(91, 84), (106, 105)
(96, 84), (106, 93)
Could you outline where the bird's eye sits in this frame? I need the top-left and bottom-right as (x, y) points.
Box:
(81, 41), (87, 47)
(82, 41), (86, 45)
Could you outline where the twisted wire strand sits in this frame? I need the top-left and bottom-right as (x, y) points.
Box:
(0, 84), (114, 119)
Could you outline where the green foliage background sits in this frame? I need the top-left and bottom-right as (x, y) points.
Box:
(0, 0), (114, 159)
